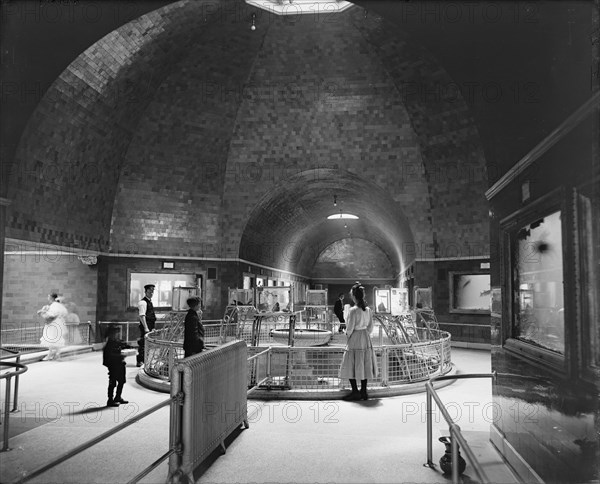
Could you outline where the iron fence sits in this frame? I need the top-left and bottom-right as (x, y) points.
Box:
(1, 322), (92, 353)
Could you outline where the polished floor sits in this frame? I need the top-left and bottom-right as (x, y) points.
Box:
(0, 347), (520, 484)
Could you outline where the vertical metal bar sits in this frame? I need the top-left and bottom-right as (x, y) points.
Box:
(451, 427), (459, 484)
(168, 368), (183, 484)
(381, 347), (388, 386)
(11, 355), (20, 412)
(426, 385), (433, 466)
(2, 377), (12, 452)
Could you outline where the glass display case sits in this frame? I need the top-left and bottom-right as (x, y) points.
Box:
(172, 287), (199, 311)
(228, 288), (254, 306)
(512, 210), (565, 354)
(414, 286), (433, 309)
(256, 286), (293, 312)
(390, 288), (409, 315)
(304, 289), (329, 328)
(449, 272), (491, 314)
(373, 287), (391, 313)
(305, 289), (327, 307)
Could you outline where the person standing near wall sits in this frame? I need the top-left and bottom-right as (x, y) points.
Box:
(334, 293), (346, 333)
(339, 282), (378, 401)
(137, 284), (156, 367)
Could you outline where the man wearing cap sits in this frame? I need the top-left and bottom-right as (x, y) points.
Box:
(137, 284), (156, 367)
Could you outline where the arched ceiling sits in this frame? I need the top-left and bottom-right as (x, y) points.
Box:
(5, 0), (495, 281)
(239, 168), (414, 275)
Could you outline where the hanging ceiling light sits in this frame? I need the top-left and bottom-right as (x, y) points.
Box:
(333, 194), (337, 207)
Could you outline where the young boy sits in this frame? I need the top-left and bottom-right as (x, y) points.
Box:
(103, 324), (132, 407)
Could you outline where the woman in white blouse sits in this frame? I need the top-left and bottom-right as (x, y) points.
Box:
(339, 282), (378, 400)
(38, 293), (68, 360)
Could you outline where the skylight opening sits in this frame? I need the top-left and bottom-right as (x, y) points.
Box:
(327, 213), (359, 220)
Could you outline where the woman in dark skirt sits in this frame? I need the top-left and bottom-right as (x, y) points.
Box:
(339, 282), (378, 400)
(183, 296), (204, 358)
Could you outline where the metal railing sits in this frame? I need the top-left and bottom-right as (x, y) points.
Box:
(144, 323), (222, 381)
(0, 348), (23, 413)
(14, 397), (175, 484)
(145, 323), (451, 392)
(247, 347), (272, 391)
(13, 341), (248, 484)
(424, 372), (497, 484)
(0, 358), (29, 452)
(1, 322), (92, 349)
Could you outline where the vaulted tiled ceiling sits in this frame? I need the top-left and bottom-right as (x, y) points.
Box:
(4, 0), (592, 280)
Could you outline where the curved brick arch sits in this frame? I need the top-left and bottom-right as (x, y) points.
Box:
(6, 0), (236, 250)
(6, 0), (488, 273)
(238, 168), (415, 276)
(312, 238), (396, 280)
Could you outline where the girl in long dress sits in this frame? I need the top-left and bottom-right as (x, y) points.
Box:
(339, 282), (378, 400)
(38, 293), (68, 360)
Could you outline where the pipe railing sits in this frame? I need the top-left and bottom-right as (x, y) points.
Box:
(0, 361), (29, 452)
(247, 347), (272, 392)
(1, 348), (23, 413)
(14, 397), (175, 484)
(425, 372), (497, 484)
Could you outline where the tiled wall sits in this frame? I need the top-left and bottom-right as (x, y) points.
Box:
(414, 259), (491, 343)
(98, 257), (239, 322)
(2, 251), (97, 326)
(5, 1), (212, 251)
(98, 256), (309, 324)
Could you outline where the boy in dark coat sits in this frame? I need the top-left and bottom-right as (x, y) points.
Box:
(103, 324), (132, 407)
(183, 296), (204, 358)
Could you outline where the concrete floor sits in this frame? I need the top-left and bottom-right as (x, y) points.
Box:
(0, 347), (520, 484)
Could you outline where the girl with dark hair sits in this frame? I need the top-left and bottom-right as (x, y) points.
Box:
(339, 282), (378, 400)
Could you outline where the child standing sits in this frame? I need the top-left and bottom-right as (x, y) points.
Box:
(103, 324), (132, 407)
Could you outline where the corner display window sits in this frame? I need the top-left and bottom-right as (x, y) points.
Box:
(513, 210), (565, 354)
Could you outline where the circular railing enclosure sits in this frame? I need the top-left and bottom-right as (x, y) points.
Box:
(141, 311), (453, 399)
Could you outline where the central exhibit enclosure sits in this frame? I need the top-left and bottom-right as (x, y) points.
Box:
(138, 287), (453, 399)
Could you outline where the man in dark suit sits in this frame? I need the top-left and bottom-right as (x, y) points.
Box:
(334, 293), (346, 333)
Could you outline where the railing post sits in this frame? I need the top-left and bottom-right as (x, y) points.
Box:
(2, 376), (12, 452)
(426, 384), (433, 466)
(451, 425), (460, 484)
(11, 355), (20, 412)
(381, 347), (388, 386)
